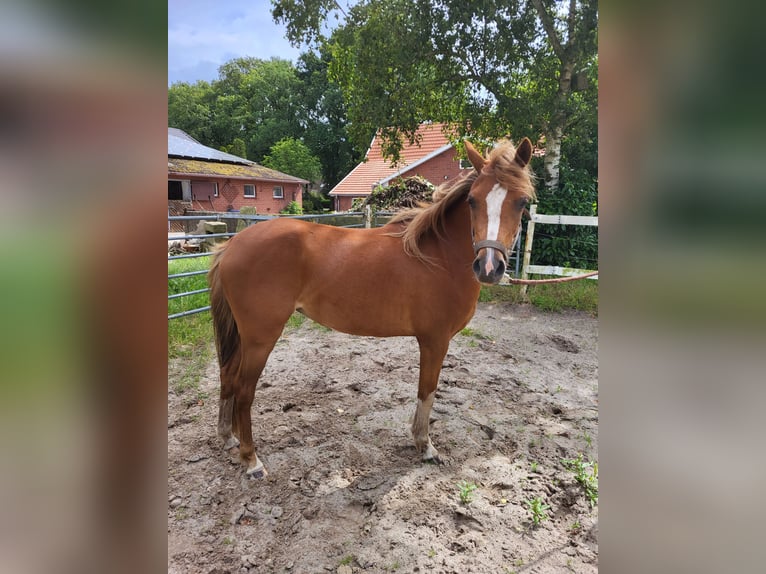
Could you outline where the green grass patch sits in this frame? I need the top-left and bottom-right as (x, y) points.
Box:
(168, 256), (214, 391)
(479, 278), (598, 315)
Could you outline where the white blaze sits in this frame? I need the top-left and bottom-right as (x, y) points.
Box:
(485, 183), (508, 241)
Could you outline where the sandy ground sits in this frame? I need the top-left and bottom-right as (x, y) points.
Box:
(168, 302), (598, 573)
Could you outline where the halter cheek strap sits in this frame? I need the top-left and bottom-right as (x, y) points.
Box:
(473, 239), (508, 262)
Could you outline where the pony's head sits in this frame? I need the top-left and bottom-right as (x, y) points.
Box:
(464, 138), (536, 285)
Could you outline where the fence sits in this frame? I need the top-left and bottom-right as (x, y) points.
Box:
(169, 208), (529, 320)
(519, 204), (598, 296)
(168, 210), (395, 320)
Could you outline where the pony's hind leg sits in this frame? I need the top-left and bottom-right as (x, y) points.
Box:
(218, 347), (240, 451)
(234, 337), (279, 479)
(412, 336), (450, 463)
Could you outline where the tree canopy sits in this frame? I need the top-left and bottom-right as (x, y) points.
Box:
(262, 137), (323, 185)
(273, 0), (597, 193)
(168, 56), (359, 192)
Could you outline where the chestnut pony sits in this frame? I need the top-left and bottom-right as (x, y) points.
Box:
(208, 138), (535, 478)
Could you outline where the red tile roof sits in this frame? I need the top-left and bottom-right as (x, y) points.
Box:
(330, 123), (457, 197)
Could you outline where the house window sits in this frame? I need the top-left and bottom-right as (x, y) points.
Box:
(273, 186), (284, 199)
(244, 184), (255, 198)
(460, 158), (473, 169)
(168, 180), (183, 200)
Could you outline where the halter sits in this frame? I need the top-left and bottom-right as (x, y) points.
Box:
(473, 239), (508, 262)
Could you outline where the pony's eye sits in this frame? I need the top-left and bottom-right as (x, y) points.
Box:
(516, 198), (529, 209)
(467, 196), (476, 208)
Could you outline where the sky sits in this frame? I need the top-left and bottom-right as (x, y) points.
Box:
(168, 0), (303, 86)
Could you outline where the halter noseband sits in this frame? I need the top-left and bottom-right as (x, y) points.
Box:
(473, 239), (508, 262)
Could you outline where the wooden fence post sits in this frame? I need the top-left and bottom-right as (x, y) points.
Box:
(520, 204), (537, 298)
(363, 204), (372, 228)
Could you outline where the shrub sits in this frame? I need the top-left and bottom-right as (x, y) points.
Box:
(280, 200), (303, 215)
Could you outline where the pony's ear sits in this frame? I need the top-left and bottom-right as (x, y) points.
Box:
(464, 140), (485, 172)
(514, 137), (533, 168)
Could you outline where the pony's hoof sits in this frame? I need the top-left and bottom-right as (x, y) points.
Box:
(222, 436), (240, 450)
(423, 454), (444, 465)
(421, 441), (442, 464)
(245, 457), (268, 479)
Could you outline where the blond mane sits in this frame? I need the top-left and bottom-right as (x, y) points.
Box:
(388, 139), (536, 262)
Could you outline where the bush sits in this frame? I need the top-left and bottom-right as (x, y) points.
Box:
(527, 164), (598, 271)
(280, 200), (303, 215)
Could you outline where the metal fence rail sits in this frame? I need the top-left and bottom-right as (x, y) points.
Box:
(168, 212), (370, 320)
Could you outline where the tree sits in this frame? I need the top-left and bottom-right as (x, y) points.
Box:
(530, 0), (598, 191)
(296, 50), (360, 193)
(262, 137), (323, 185)
(272, 0), (598, 193)
(224, 137), (247, 159)
(167, 80), (215, 143)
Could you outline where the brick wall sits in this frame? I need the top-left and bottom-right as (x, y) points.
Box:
(400, 148), (463, 186)
(175, 177), (303, 213)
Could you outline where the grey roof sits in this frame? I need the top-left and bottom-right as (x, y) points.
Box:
(168, 128), (253, 165)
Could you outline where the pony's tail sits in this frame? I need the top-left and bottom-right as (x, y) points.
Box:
(208, 243), (239, 371)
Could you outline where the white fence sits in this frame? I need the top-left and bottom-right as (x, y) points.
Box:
(519, 204), (598, 295)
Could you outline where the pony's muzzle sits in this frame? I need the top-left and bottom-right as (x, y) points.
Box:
(473, 248), (506, 285)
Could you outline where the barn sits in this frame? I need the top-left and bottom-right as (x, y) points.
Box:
(167, 128), (308, 224)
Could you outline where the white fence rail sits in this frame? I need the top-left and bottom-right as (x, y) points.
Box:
(520, 204), (598, 295)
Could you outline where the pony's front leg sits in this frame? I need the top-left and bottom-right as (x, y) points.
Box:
(412, 337), (450, 463)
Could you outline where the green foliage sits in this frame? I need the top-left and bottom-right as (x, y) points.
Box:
(263, 137), (322, 184)
(457, 480), (478, 505)
(274, 0), (597, 177)
(228, 137), (247, 159)
(530, 160), (598, 270)
(168, 51), (359, 195)
(302, 190), (331, 213)
(478, 281), (598, 315)
(280, 200), (303, 215)
(526, 497), (551, 526)
(168, 257), (213, 391)
(561, 454), (599, 507)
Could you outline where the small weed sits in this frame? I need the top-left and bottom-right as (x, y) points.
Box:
(459, 326), (490, 340)
(570, 520), (582, 532)
(387, 562), (400, 571)
(285, 312), (306, 330)
(457, 480), (478, 505)
(530, 461), (539, 473)
(583, 431), (593, 449)
(427, 548), (436, 558)
(222, 536), (233, 545)
(526, 497), (550, 525)
(339, 555), (354, 566)
(553, 384), (563, 394)
(562, 454), (599, 507)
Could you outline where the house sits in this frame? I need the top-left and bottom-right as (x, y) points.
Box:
(328, 123), (467, 211)
(167, 128), (308, 222)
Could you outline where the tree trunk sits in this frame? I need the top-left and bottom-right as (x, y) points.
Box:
(543, 61), (573, 192)
(543, 124), (563, 192)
